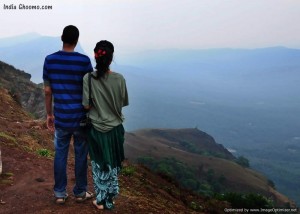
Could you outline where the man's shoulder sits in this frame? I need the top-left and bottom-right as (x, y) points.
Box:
(45, 52), (91, 66)
(74, 51), (88, 57)
(46, 51), (89, 59)
(73, 52), (91, 61)
(45, 51), (60, 59)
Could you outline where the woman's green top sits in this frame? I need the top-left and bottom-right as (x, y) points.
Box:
(82, 71), (129, 132)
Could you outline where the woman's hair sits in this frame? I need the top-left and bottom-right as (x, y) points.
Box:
(94, 40), (114, 78)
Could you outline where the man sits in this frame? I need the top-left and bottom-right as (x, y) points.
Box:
(43, 25), (94, 204)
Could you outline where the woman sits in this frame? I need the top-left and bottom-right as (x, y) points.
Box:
(82, 40), (129, 210)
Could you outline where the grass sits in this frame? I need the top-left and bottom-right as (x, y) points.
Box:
(0, 172), (14, 185)
(37, 148), (52, 158)
(0, 132), (16, 143)
(189, 201), (203, 211)
(121, 165), (136, 176)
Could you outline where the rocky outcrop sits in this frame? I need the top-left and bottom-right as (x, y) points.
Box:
(0, 61), (45, 119)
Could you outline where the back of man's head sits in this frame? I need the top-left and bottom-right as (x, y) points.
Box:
(61, 25), (79, 45)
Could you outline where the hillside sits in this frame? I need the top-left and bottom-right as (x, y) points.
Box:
(0, 60), (45, 119)
(0, 45), (299, 211)
(0, 88), (232, 214)
(124, 129), (296, 207)
(127, 128), (235, 160)
(0, 85), (297, 213)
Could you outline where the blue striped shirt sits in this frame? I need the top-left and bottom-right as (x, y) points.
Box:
(43, 51), (93, 130)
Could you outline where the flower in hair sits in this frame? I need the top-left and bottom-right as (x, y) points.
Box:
(95, 49), (106, 58)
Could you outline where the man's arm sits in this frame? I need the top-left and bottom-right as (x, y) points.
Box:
(82, 73), (92, 110)
(44, 86), (54, 132)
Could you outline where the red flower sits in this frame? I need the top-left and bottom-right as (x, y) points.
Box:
(95, 49), (106, 58)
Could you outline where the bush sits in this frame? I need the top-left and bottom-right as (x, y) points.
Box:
(189, 201), (202, 211)
(137, 156), (202, 192)
(137, 156), (155, 168)
(199, 182), (214, 197)
(37, 149), (51, 157)
(235, 156), (250, 168)
(121, 165), (136, 176)
(215, 192), (274, 209)
(268, 179), (276, 189)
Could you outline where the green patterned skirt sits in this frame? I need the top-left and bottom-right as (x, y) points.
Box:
(88, 124), (125, 170)
(87, 124), (125, 209)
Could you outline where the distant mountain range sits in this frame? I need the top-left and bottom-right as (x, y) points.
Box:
(0, 33), (85, 83)
(1, 33), (300, 205)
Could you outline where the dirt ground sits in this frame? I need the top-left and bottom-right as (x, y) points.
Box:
(0, 89), (215, 214)
(0, 143), (216, 214)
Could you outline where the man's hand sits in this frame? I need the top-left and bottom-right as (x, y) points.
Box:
(46, 115), (55, 132)
(44, 85), (54, 132)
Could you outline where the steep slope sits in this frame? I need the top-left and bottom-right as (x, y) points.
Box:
(124, 129), (296, 207)
(0, 60), (45, 119)
(0, 88), (230, 213)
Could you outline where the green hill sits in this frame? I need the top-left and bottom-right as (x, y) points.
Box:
(124, 128), (296, 207)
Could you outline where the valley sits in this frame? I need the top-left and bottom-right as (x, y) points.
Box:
(0, 34), (300, 206)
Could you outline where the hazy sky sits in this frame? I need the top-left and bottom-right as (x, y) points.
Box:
(1, 0), (300, 54)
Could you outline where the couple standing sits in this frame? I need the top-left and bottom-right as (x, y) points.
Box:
(43, 25), (129, 210)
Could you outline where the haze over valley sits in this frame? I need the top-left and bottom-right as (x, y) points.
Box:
(1, 34), (300, 206)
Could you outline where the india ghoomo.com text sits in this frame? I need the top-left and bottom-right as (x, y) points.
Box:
(3, 4), (53, 10)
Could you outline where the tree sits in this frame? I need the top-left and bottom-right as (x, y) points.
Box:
(236, 156), (250, 168)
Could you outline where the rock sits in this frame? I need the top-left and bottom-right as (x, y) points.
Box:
(0, 61), (46, 119)
(35, 177), (45, 182)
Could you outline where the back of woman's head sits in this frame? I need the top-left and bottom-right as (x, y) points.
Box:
(94, 40), (114, 78)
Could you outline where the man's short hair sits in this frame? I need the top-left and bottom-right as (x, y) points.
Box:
(61, 25), (79, 45)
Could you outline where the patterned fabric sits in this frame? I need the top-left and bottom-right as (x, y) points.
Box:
(91, 161), (119, 209)
(87, 124), (125, 210)
(87, 124), (125, 170)
(43, 51), (93, 130)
